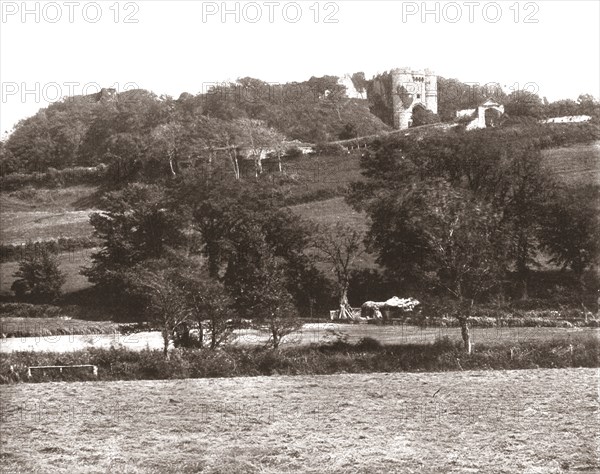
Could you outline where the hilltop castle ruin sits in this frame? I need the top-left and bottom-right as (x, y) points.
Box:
(391, 68), (438, 129)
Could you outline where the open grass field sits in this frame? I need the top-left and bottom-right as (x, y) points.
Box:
(0, 210), (96, 245)
(541, 141), (600, 186)
(289, 197), (368, 231)
(1, 368), (597, 473)
(0, 186), (99, 245)
(0, 250), (94, 296)
(280, 152), (363, 202)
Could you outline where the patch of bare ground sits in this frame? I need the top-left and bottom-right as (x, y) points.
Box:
(1, 368), (597, 473)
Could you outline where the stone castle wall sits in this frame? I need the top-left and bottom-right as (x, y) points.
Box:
(391, 68), (438, 129)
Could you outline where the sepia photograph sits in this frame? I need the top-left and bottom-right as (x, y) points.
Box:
(0, 1), (599, 472)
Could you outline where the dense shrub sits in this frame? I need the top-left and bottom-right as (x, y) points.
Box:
(0, 238), (99, 263)
(0, 303), (114, 323)
(0, 166), (107, 191)
(282, 187), (344, 206)
(1, 332), (597, 384)
(0, 303), (65, 318)
(11, 247), (66, 303)
(355, 337), (383, 351)
(284, 147), (304, 159)
(314, 143), (348, 156)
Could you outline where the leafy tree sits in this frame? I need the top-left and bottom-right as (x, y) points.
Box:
(83, 183), (185, 313)
(5, 96), (97, 172)
(358, 178), (505, 352)
(545, 98), (580, 118)
(202, 81), (248, 121)
(361, 179), (505, 296)
(411, 106), (440, 127)
(221, 207), (314, 325)
(175, 260), (234, 349)
(338, 123), (358, 140)
(6, 111), (59, 172)
(539, 185), (600, 278)
(0, 141), (19, 175)
(351, 129), (560, 300)
(494, 142), (554, 299)
(77, 89), (168, 168)
(227, 240), (301, 349)
(436, 77), (506, 123)
(577, 94), (600, 118)
(307, 75), (348, 120)
(504, 90), (545, 118)
(149, 123), (186, 176)
(12, 244), (66, 303)
(171, 173), (254, 277)
(234, 118), (286, 176)
(366, 72), (395, 126)
(172, 172), (323, 311)
(103, 132), (146, 184)
(350, 72), (368, 98)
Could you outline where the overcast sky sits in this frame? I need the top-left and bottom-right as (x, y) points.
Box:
(1, 0), (599, 137)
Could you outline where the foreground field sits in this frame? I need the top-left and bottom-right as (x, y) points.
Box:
(1, 368), (597, 473)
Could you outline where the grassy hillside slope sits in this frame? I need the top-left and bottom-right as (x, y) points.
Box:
(541, 141), (600, 186)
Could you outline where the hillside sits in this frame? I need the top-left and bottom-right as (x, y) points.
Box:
(1, 140), (597, 247)
(541, 142), (600, 186)
(0, 78), (391, 175)
(0, 137), (597, 301)
(0, 186), (99, 245)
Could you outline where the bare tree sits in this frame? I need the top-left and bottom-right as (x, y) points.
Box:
(313, 223), (365, 319)
(127, 261), (190, 358)
(150, 122), (186, 176)
(251, 255), (302, 349)
(177, 264), (235, 349)
(235, 118), (286, 177)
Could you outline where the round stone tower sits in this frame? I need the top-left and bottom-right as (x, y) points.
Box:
(424, 68), (438, 116)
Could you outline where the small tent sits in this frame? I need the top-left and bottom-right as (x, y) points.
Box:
(361, 297), (420, 320)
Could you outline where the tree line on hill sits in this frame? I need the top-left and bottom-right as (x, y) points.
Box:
(2, 73), (597, 177)
(0, 76), (389, 177)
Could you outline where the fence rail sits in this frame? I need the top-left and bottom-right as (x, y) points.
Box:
(27, 364), (98, 378)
